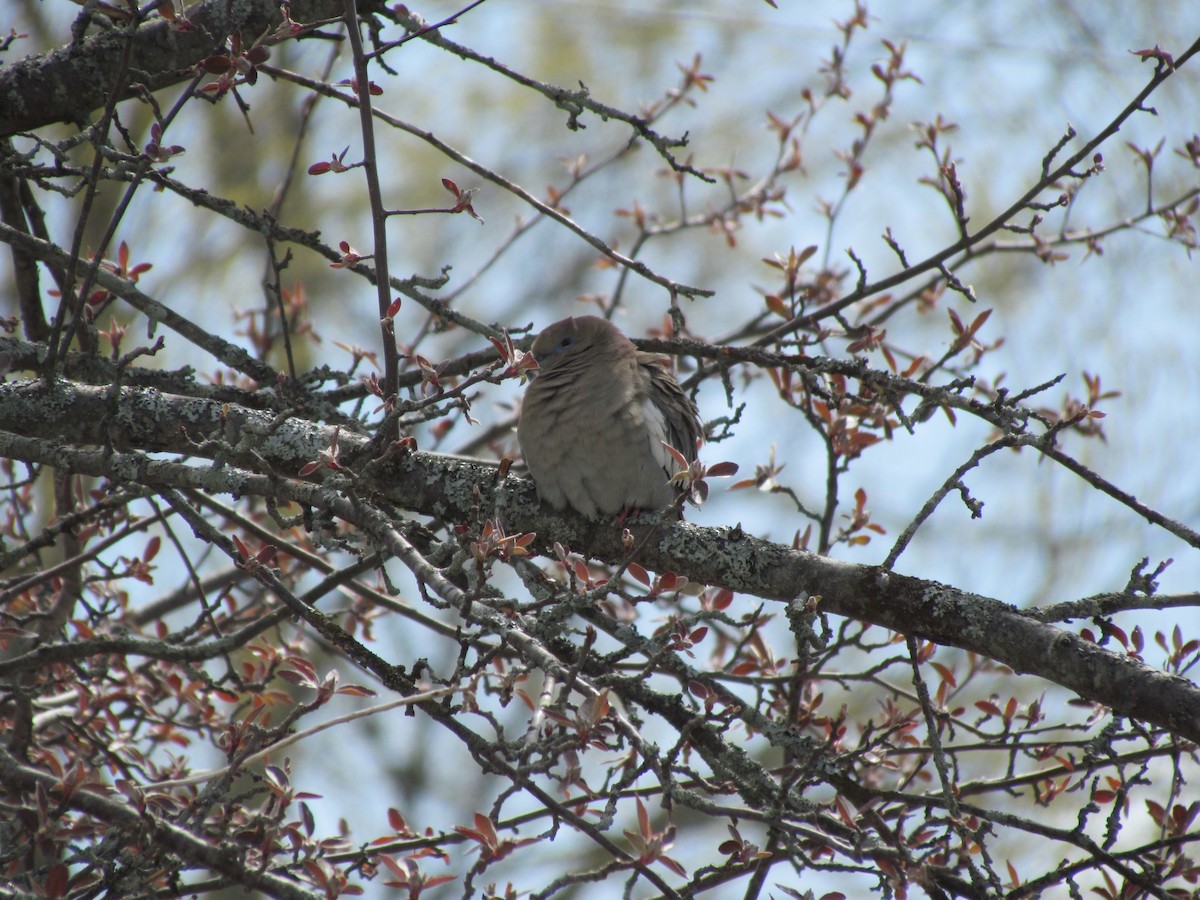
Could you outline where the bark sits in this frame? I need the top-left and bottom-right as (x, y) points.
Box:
(1, 376), (1196, 744)
(0, 0), (352, 137)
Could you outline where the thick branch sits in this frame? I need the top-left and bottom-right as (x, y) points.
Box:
(0, 0), (353, 137)
(0, 378), (1197, 743)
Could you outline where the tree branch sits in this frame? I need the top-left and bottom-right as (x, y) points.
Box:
(0, 0), (352, 137)
(0, 378), (1197, 744)
(0, 743), (324, 900)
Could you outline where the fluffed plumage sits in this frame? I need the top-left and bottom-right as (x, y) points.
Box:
(517, 316), (702, 519)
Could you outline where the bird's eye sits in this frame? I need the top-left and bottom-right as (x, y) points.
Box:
(558, 336), (575, 349)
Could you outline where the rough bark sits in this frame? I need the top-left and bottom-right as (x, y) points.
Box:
(2, 376), (1196, 744)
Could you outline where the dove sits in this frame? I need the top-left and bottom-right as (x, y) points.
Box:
(517, 316), (701, 519)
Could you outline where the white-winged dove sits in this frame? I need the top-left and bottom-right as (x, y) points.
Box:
(517, 316), (701, 519)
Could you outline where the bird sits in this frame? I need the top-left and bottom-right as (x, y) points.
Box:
(517, 315), (702, 519)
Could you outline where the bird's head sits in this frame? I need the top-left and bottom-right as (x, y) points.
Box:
(529, 316), (626, 373)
